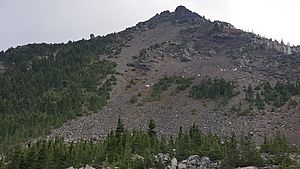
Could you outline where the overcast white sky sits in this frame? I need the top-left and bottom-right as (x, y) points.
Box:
(0, 0), (299, 51)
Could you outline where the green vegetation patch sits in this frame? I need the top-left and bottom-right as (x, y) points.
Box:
(189, 77), (238, 100)
(245, 81), (300, 109)
(147, 76), (193, 101)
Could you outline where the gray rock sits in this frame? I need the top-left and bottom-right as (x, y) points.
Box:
(184, 155), (213, 169)
(155, 153), (170, 164)
(199, 156), (211, 168)
(178, 163), (187, 169)
(66, 167), (75, 169)
(135, 62), (151, 70)
(164, 154), (170, 161)
(260, 165), (278, 169)
(171, 157), (178, 168)
(187, 155), (200, 162)
(132, 154), (145, 160)
(181, 49), (192, 62)
(188, 159), (198, 166)
(235, 167), (258, 169)
(81, 165), (96, 169)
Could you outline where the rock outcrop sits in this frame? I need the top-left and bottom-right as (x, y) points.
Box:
(153, 154), (286, 169)
(155, 154), (218, 169)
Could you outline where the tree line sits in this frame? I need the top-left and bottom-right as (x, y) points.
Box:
(1, 118), (298, 169)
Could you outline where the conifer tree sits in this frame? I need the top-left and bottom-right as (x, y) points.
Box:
(223, 134), (239, 168)
(238, 135), (263, 167)
(116, 117), (125, 140)
(246, 84), (254, 102)
(147, 118), (156, 138)
(1, 120), (298, 169)
(255, 92), (265, 109)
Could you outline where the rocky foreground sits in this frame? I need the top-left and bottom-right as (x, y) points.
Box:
(66, 153), (300, 169)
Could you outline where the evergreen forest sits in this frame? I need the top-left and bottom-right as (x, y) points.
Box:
(0, 118), (298, 169)
(0, 33), (130, 152)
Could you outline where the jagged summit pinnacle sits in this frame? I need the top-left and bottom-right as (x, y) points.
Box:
(139, 5), (204, 26)
(174, 5), (192, 14)
(173, 5), (201, 22)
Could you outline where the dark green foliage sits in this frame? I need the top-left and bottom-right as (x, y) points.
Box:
(149, 76), (176, 101)
(273, 82), (290, 107)
(116, 117), (125, 139)
(223, 134), (263, 168)
(0, 160), (4, 169)
(175, 124), (224, 161)
(129, 96), (138, 104)
(261, 132), (299, 167)
(175, 77), (193, 92)
(230, 105), (241, 113)
(238, 135), (264, 167)
(261, 81), (275, 104)
(236, 107), (255, 117)
(148, 76), (193, 101)
(245, 84), (254, 102)
(261, 132), (294, 155)
(147, 119), (156, 138)
(246, 81), (300, 109)
(255, 92), (265, 110)
(222, 135), (239, 169)
(189, 78), (237, 100)
(0, 36), (120, 152)
(2, 120), (297, 169)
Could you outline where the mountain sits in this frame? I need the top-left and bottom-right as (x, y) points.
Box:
(0, 5), (299, 154)
(50, 6), (300, 145)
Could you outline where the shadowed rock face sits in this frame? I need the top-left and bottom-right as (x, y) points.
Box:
(141, 5), (206, 26)
(174, 5), (201, 21)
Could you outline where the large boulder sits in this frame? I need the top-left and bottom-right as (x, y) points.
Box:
(66, 167), (75, 169)
(199, 156), (211, 168)
(184, 155), (212, 169)
(171, 157), (178, 169)
(79, 164), (95, 169)
(260, 165), (278, 169)
(154, 153), (170, 164)
(178, 163), (187, 169)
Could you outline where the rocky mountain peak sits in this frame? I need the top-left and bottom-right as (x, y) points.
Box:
(137, 6), (204, 27)
(173, 5), (201, 22)
(174, 5), (194, 16)
(174, 5), (190, 13)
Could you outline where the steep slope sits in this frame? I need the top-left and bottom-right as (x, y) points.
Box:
(0, 31), (132, 151)
(50, 6), (300, 145)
